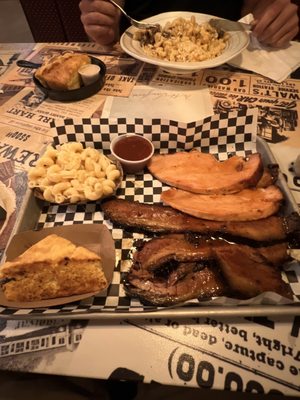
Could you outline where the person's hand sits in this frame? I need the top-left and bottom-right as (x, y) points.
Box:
(79, 0), (122, 45)
(249, 0), (299, 47)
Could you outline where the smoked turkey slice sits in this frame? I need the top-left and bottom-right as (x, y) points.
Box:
(161, 185), (283, 221)
(148, 151), (263, 194)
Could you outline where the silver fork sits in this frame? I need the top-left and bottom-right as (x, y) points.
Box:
(107, 0), (160, 31)
(209, 18), (254, 32)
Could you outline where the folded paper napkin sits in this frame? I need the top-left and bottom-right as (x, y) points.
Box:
(229, 14), (300, 82)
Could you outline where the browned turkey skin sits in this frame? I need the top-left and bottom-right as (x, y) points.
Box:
(148, 152), (264, 195)
(161, 185), (283, 221)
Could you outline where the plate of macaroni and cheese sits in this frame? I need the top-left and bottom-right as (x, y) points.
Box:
(28, 142), (123, 204)
(120, 12), (249, 74)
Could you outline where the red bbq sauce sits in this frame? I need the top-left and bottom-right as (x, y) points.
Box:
(113, 135), (153, 161)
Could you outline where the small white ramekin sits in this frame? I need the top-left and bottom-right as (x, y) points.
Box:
(110, 133), (154, 174)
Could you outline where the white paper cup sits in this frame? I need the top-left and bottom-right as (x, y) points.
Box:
(110, 134), (154, 174)
(79, 64), (101, 86)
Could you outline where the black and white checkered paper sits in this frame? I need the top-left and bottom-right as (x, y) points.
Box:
(1, 108), (300, 318)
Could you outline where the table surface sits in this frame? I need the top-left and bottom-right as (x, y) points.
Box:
(0, 42), (300, 396)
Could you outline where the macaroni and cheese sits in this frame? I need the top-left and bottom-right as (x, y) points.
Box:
(28, 142), (121, 204)
(135, 17), (229, 62)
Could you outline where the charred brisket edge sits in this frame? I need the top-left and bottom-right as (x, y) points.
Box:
(102, 198), (300, 247)
(123, 235), (292, 306)
(122, 283), (184, 307)
(267, 163), (279, 181)
(283, 212), (300, 248)
(105, 217), (289, 248)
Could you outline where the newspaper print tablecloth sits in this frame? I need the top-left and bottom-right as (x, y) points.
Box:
(0, 43), (300, 397)
(0, 315), (299, 396)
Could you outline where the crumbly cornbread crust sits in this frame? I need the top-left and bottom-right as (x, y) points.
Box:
(35, 53), (91, 90)
(0, 234), (107, 301)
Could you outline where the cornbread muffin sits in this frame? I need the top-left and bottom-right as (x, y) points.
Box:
(35, 52), (91, 90)
(0, 234), (107, 302)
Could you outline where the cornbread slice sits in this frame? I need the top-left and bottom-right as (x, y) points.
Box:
(0, 234), (107, 302)
(35, 53), (91, 90)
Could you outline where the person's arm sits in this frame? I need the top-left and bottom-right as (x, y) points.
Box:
(242, 0), (299, 47)
(79, 0), (125, 45)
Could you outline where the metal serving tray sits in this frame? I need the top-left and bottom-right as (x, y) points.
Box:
(1, 135), (300, 320)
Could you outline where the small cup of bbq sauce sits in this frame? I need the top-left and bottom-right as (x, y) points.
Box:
(110, 134), (154, 174)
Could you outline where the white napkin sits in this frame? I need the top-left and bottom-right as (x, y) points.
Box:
(229, 14), (300, 82)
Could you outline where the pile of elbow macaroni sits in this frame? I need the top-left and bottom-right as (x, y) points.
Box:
(28, 142), (121, 203)
(138, 17), (229, 62)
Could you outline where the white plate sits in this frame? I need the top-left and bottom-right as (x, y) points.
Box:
(120, 11), (249, 74)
